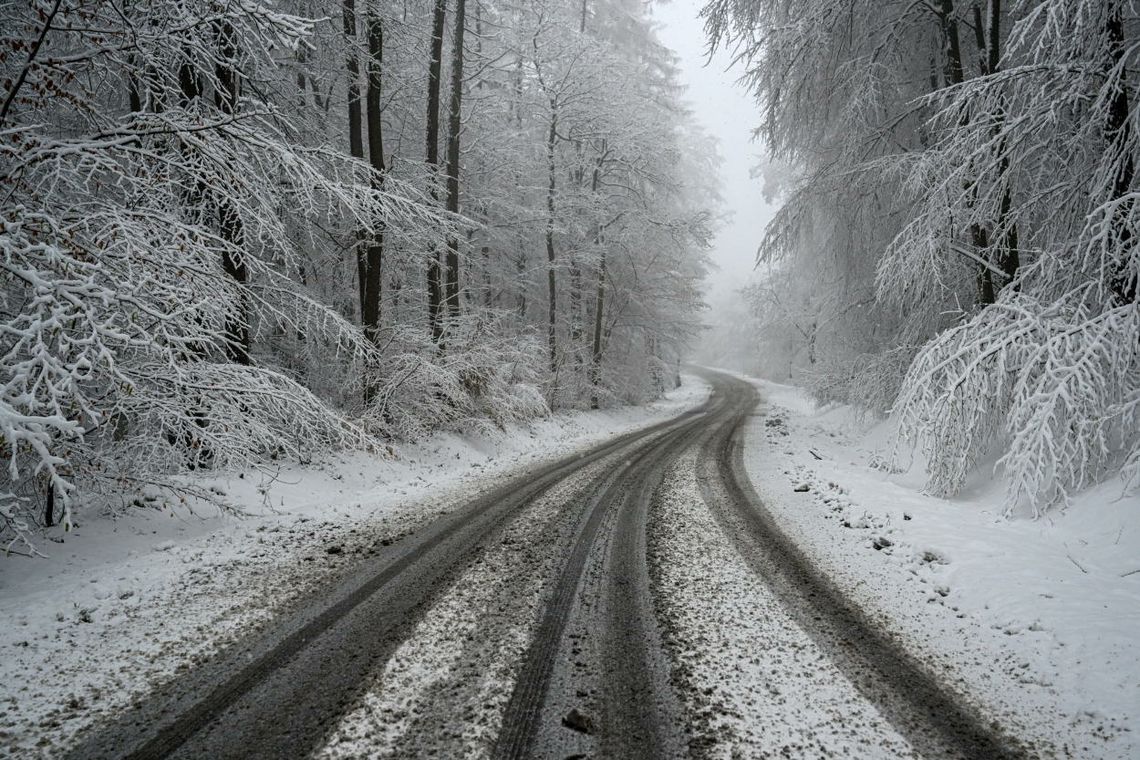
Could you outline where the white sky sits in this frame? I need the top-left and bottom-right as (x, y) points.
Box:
(650, 0), (776, 304)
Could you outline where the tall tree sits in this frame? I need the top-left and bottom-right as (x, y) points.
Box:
(444, 0), (468, 324)
(361, 8), (386, 349)
(425, 0), (447, 342)
(343, 0), (367, 316)
(213, 18), (250, 365)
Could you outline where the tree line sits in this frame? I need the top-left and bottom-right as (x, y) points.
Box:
(0, 0), (715, 550)
(707, 0), (1139, 513)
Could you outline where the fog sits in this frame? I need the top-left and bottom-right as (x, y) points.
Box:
(652, 0), (777, 369)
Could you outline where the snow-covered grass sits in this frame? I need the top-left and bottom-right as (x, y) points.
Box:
(0, 378), (710, 758)
(737, 371), (1140, 759)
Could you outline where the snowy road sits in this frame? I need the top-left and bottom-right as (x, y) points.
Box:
(63, 370), (1030, 759)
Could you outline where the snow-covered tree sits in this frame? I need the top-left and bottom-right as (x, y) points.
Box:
(1, 0), (717, 551)
(888, 0), (1140, 513)
(0, 0), (440, 549)
(707, 0), (1139, 512)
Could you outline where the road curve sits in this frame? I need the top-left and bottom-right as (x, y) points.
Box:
(64, 401), (705, 760)
(689, 368), (1030, 759)
(65, 368), (1031, 759)
(492, 386), (725, 758)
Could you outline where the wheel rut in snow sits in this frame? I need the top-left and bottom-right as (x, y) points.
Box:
(494, 373), (747, 760)
(374, 426), (679, 757)
(596, 418), (699, 760)
(691, 369), (1033, 760)
(62, 406), (703, 760)
(63, 369), (1040, 760)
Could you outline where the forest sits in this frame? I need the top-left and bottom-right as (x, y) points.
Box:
(0, 0), (715, 550)
(3, 0), (1139, 556)
(2, 2), (1136, 756)
(707, 0), (1140, 515)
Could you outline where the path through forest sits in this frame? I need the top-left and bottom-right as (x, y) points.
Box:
(56, 370), (1035, 760)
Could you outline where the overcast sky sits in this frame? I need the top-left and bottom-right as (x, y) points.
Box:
(650, 0), (775, 304)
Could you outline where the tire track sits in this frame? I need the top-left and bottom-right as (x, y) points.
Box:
(490, 455), (643, 759)
(362, 433), (679, 758)
(596, 427), (693, 760)
(690, 369), (1033, 759)
(318, 464), (610, 758)
(494, 374), (744, 759)
(62, 404), (706, 760)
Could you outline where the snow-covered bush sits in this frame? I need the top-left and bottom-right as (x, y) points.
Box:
(364, 315), (549, 441)
(803, 347), (919, 418)
(896, 287), (1140, 516)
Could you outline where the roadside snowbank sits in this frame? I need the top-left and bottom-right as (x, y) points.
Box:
(0, 377), (710, 758)
(739, 372), (1140, 759)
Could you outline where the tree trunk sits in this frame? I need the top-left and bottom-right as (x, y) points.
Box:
(941, 0), (1000, 306)
(354, 10), (386, 408)
(569, 141), (586, 377)
(973, 225), (995, 304)
(570, 258), (583, 368)
(425, 0), (447, 342)
(361, 10), (386, 360)
(214, 20), (250, 365)
(444, 0), (467, 322)
(516, 249), (527, 318)
(128, 57), (142, 113)
(991, 0), (1019, 286)
(1106, 2), (1137, 304)
(482, 244), (493, 307)
(972, 0), (1020, 290)
(546, 109), (559, 388)
(589, 251), (606, 409)
(474, 0), (485, 90)
(178, 49), (204, 224)
(511, 56), (527, 322)
(217, 203), (249, 363)
(43, 481), (54, 528)
(343, 0), (367, 318)
(588, 153), (605, 408)
(938, 0), (964, 86)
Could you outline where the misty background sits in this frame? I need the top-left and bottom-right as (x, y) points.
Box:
(654, 0), (777, 373)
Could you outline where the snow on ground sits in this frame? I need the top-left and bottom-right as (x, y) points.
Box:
(315, 457), (607, 759)
(737, 371), (1140, 759)
(0, 377), (710, 758)
(650, 449), (917, 759)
